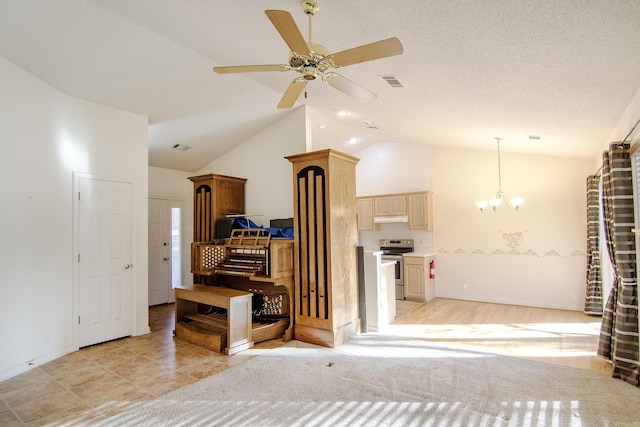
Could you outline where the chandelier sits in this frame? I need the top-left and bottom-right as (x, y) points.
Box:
(475, 137), (525, 212)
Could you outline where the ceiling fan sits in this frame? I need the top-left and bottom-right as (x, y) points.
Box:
(213, 1), (404, 109)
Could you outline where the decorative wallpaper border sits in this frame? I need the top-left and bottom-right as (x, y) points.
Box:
(436, 248), (585, 258)
(436, 231), (586, 258)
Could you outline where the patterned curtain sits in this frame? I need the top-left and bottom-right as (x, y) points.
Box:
(585, 174), (603, 314)
(597, 142), (640, 387)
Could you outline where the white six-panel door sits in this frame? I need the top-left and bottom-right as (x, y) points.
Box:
(77, 177), (133, 347)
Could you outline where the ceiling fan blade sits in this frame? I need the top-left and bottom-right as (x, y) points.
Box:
(265, 10), (310, 56)
(213, 64), (289, 74)
(278, 78), (307, 109)
(330, 37), (404, 67)
(324, 72), (377, 103)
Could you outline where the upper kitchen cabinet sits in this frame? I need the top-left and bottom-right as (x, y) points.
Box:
(408, 192), (433, 230)
(356, 197), (375, 231)
(373, 195), (407, 216)
(356, 191), (433, 231)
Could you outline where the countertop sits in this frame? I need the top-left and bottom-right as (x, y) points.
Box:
(404, 252), (436, 258)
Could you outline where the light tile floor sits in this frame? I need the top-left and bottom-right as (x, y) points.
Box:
(0, 304), (282, 426)
(0, 299), (612, 425)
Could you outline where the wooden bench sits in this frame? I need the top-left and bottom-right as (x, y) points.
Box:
(174, 285), (254, 355)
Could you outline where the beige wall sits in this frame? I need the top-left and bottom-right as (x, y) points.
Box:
(431, 146), (593, 309)
(355, 141), (594, 310)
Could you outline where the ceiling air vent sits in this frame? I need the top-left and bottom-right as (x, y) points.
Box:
(380, 75), (403, 88)
(172, 144), (191, 151)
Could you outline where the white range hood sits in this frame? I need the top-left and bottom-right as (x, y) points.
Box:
(373, 215), (409, 224)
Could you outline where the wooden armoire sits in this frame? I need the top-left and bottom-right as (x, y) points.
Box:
(285, 149), (360, 348)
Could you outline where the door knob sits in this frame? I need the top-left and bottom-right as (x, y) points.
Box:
(124, 263), (133, 269)
(163, 257), (169, 261)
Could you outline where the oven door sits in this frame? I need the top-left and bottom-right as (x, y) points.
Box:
(381, 254), (404, 300)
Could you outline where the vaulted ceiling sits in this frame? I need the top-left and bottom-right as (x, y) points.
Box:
(2, 0), (640, 171)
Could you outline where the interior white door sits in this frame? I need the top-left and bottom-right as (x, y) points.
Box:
(148, 198), (171, 305)
(78, 177), (133, 347)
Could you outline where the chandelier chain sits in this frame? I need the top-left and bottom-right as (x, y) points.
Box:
(496, 137), (503, 195)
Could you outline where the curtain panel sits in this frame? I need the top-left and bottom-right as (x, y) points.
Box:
(597, 142), (640, 387)
(585, 174), (603, 315)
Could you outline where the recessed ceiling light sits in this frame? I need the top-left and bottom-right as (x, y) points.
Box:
(348, 137), (358, 144)
(337, 111), (348, 117)
(318, 123), (326, 130)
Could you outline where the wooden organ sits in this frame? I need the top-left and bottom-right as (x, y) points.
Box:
(175, 174), (294, 355)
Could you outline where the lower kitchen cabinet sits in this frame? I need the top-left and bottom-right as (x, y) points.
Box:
(403, 254), (435, 302)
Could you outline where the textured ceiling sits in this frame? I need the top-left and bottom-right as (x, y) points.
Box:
(1, 0), (640, 171)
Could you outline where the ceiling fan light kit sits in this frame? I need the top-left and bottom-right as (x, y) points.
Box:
(212, 1), (404, 108)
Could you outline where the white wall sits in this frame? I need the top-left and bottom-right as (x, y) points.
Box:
(606, 83), (640, 152)
(354, 142), (434, 252)
(196, 106), (309, 226)
(355, 140), (594, 310)
(0, 56), (149, 381)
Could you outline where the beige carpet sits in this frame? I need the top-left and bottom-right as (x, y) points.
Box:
(97, 335), (640, 426)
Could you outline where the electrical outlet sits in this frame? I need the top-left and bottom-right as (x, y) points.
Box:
(571, 293), (578, 300)
(463, 283), (469, 290)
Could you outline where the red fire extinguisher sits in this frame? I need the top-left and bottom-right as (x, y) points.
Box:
(429, 260), (435, 279)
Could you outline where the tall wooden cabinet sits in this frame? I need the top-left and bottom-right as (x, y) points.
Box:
(286, 149), (360, 348)
(188, 174), (246, 243)
(188, 173), (246, 285)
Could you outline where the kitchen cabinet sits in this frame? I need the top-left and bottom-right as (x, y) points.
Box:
(408, 192), (433, 230)
(356, 197), (375, 231)
(356, 191), (433, 231)
(403, 254), (435, 302)
(374, 195), (407, 216)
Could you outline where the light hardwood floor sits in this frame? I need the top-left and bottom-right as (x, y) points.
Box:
(392, 298), (612, 372)
(0, 298), (611, 425)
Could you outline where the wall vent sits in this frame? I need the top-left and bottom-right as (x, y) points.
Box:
(380, 75), (404, 88)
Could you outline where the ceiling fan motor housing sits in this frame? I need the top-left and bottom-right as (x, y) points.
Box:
(301, 1), (320, 15)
